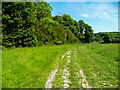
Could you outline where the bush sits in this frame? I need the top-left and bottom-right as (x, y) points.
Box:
(103, 34), (111, 43)
(45, 42), (51, 45)
(111, 38), (120, 43)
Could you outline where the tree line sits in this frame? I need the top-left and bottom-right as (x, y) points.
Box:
(3, 2), (119, 48)
(2, 2), (94, 48)
(94, 32), (120, 43)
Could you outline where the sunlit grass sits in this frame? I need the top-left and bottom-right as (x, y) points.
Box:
(2, 43), (118, 88)
(2, 45), (69, 88)
(76, 44), (118, 88)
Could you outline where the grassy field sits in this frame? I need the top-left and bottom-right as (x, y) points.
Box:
(2, 44), (118, 88)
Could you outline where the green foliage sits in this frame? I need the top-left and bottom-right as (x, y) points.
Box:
(0, 2), (1, 47)
(34, 2), (52, 21)
(78, 20), (94, 43)
(2, 2), (37, 47)
(94, 32), (119, 43)
(84, 24), (94, 43)
(103, 33), (111, 43)
(2, 2), (95, 48)
(78, 20), (85, 40)
(51, 25), (80, 44)
(111, 38), (120, 43)
(53, 14), (86, 42)
(33, 17), (59, 45)
(94, 33), (102, 42)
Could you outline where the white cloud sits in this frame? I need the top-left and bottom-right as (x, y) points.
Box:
(81, 14), (89, 18)
(103, 12), (110, 18)
(54, 2), (117, 21)
(94, 12), (103, 18)
(93, 12), (110, 19)
(83, 3), (117, 20)
(68, 2), (117, 20)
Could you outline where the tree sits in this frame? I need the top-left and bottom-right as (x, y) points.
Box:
(2, 2), (95, 48)
(53, 14), (81, 41)
(2, 2), (37, 47)
(34, 2), (52, 21)
(103, 33), (111, 43)
(84, 24), (94, 43)
(0, 2), (2, 46)
(2, 2), (53, 47)
(53, 15), (63, 24)
(34, 17), (59, 45)
(32, 2), (54, 45)
(78, 20), (85, 41)
(51, 25), (80, 44)
(94, 33), (102, 43)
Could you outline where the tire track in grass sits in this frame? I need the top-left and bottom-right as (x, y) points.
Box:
(92, 73), (117, 87)
(74, 48), (92, 88)
(61, 51), (68, 59)
(78, 46), (118, 88)
(69, 48), (83, 88)
(79, 69), (92, 88)
(61, 50), (71, 88)
(45, 68), (58, 88)
(45, 50), (68, 88)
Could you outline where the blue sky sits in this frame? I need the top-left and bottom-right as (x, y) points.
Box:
(48, 2), (118, 33)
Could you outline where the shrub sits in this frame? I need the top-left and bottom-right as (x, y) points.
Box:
(111, 38), (120, 43)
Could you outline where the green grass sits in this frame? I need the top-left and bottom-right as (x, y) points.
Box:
(75, 44), (118, 88)
(2, 45), (69, 88)
(52, 51), (69, 88)
(0, 47), (1, 89)
(69, 48), (83, 88)
(2, 44), (118, 88)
